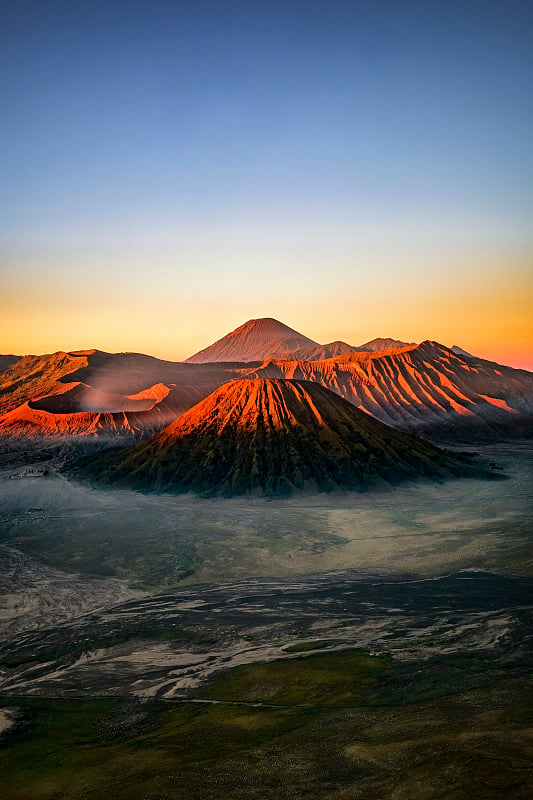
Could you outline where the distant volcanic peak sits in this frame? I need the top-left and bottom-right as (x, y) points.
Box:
(450, 344), (475, 358)
(357, 337), (414, 352)
(416, 340), (464, 360)
(184, 318), (318, 363)
(325, 340), (356, 351)
(287, 341), (360, 361)
(82, 377), (487, 497)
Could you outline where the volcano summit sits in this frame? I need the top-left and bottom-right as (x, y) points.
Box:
(184, 318), (319, 363)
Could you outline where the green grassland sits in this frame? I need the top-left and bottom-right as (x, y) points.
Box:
(1, 650), (531, 799)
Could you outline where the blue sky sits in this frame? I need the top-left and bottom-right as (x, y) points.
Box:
(1, 1), (532, 365)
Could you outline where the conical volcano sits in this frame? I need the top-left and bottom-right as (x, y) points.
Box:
(184, 318), (318, 363)
(80, 379), (487, 496)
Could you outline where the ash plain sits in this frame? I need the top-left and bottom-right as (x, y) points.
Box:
(0, 437), (531, 799)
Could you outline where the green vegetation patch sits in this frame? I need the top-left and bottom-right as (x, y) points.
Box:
(1, 651), (531, 800)
(200, 650), (391, 707)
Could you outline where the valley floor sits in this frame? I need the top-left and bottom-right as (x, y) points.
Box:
(0, 439), (531, 798)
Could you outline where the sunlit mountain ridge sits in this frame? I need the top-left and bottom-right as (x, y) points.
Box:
(0, 318), (531, 441)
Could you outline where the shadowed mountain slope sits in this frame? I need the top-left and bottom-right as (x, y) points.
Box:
(184, 318), (318, 363)
(0, 355), (20, 374)
(78, 379), (489, 496)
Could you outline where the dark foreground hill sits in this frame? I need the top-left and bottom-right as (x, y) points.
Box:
(77, 379), (491, 496)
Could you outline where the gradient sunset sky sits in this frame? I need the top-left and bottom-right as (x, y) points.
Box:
(1, 0), (532, 368)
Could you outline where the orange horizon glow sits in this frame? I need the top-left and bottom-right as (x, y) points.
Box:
(2, 249), (531, 371)
(2, 316), (531, 373)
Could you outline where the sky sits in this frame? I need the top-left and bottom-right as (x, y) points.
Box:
(1, 0), (532, 368)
